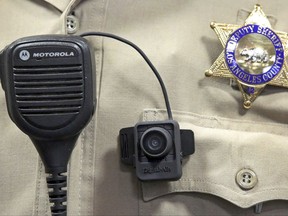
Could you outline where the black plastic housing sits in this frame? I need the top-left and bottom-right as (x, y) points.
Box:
(1, 35), (96, 171)
(120, 120), (195, 181)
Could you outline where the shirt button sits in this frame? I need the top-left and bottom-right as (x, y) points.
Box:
(66, 15), (78, 34)
(236, 168), (258, 190)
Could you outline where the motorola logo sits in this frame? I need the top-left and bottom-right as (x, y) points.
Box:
(19, 50), (30, 61)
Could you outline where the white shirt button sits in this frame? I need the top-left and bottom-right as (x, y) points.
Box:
(66, 15), (78, 34)
(236, 168), (258, 190)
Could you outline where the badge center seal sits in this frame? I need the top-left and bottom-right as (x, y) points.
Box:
(225, 24), (284, 86)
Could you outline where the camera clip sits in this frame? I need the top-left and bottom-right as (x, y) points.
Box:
(120, 120), (195, 181)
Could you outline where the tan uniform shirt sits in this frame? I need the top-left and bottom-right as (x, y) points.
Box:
(0, 0), (288, 215)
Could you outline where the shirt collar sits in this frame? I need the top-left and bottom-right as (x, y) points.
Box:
(43, 0), (75, 12)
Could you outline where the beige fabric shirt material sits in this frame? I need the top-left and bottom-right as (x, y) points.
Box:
(43, 0), (72, 12)
(1, 0), (288, 215)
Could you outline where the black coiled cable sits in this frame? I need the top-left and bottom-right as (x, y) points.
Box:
(46, 170), (67, 216)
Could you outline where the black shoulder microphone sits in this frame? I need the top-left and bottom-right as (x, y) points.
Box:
(1, 35), (95, 216)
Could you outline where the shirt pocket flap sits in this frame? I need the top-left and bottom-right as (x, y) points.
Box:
(141, 109), (288, 208)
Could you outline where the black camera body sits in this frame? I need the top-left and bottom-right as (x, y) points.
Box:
(120, 120), (195, 181)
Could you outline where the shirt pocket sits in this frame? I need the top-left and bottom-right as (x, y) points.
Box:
(141, 109), (288, 208)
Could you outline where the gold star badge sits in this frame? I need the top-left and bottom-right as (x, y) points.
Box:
(205, 4), (288, 109)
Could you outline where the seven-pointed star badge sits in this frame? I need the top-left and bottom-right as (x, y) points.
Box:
(205, 4), (288, 109)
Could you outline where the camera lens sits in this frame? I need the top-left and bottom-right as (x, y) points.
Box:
(140, 127), (172, 158)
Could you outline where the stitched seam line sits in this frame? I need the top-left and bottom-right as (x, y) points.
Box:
(33, 157), (42, 216)
(77, 133), (85, 215)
